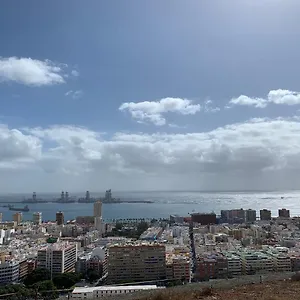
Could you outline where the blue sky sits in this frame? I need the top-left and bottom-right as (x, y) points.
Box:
(1, 1), (300, 192)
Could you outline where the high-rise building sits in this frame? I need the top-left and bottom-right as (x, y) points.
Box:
(33, 212), (42, 225)
(191, 213), (217, 225)
(37, 242), (77, 276)
(220, 209), (245, 223)
(107, 243), (166, 283)
(32, 192), (37, 202)
(94, 201), (102, 232)
(0, 212), (2, 223)
(65, 192), (69, 201)
(260, 209), (271, 221)
(56, 211), (64, 225)
(278, 208), (290, 218)
(245, 209), (256, 223)
(86, 191), (90, 201)
(13, 212), (22, 225)
(61, 191), (65, 201)
(94, 201), (102, 218)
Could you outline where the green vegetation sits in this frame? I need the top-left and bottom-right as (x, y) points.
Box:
(2, 268), (82, 299)
(24, 268), (51, 286)
(106, 221), (149, 239)
(0, 284), (35, 300)
(86, 268), (101, 283)
(52, 272), (82, 289)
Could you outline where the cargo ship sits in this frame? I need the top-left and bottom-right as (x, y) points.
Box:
(8, 205), (29, 212)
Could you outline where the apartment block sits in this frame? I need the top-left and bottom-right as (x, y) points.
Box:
(278, 208), (290, 218)
(197, 257), (216, 280)
(107, 242), (166, 284)
(0, 261), (19, 284)
(245, 209), (256, 223)
(37, 242), (77, 275)
(166, 255), (191, 282)
(260, 209), (271, 221)
(239, 251), (274, 274)
(221, 209), (245, 224)
(225, 253), (242, 277)
(266, 250), (291, 272)
(19, 259), (28, 280)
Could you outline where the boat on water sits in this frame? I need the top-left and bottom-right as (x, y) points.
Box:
(8, 205), (30, 212)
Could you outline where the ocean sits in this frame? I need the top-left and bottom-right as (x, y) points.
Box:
(0, 190), (296, 222)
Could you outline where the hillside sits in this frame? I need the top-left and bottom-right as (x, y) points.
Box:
(135, 280), (300, 300)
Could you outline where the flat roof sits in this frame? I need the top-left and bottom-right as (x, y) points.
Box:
(72, 285), (158, 293)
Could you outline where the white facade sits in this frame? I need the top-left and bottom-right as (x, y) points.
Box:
(71, 285), (162, 299)
(37, 242), (77, 275)
(0, 261), (19, 284)
(240, 252), (273, 274)
(227, 255), (242, 276)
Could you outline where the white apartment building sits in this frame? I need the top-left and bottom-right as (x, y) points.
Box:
(37, 242), (77, 275)
(0, 261), (19, 284)
(239, 251), (274, 274)
(263, 247), (291, 272)
(71, 285), (162, 299)
(225, 253), (242, 276)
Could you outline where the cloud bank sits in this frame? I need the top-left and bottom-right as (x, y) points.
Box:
(0, 117), (300, 191)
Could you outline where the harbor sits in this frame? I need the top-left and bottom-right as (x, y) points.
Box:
(19, 190), (154, 204)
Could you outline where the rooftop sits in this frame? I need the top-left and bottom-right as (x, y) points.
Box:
(72, 285), (159, 294)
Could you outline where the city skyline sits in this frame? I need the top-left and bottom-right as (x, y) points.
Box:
(1, 1), (300, 192)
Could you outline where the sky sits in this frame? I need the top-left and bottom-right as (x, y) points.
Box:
(1, 0), (300, 192)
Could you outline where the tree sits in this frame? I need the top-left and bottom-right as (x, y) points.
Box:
(24, 268), (51, 286)
(53, 272), (81, 289)
(86, 269), (100, 283)
(115, 222), (123, 230)
(34, 280), (58, 300)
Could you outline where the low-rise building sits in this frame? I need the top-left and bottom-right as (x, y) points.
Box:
(71, 285), (162, 299)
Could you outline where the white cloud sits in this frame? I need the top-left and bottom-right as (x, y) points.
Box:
(119, 97), (201, 125)
(1, 116), (299, 191)
(0, 57), (68, 86)
(204, 99), (221, 112)
(0, 125), (41, 169)
(65, 90), (83, 99)
(71, 70), (79, 77)
(268, 89), (300, 105)
(229, 89), (300, 108)
(230, 95), (268, 108)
